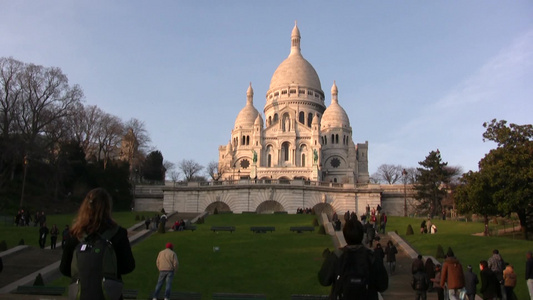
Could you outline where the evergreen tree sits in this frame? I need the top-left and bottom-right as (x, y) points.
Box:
(142, 150), (165, 182)
(414, 150), (453, 217)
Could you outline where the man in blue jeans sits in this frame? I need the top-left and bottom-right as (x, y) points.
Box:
(152, 242), (178, 300)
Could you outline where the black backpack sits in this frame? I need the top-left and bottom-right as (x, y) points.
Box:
(333, 247), (372, 300)
(69, 226), (122, 300)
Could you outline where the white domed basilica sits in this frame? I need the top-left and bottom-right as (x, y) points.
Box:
(218, 23), (369, 184)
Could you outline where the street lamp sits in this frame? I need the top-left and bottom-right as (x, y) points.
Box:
(19, 155), (29, 208)
(402, 169), (408, 217)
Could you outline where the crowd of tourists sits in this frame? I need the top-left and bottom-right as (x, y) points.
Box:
(409, 248), (531, 300)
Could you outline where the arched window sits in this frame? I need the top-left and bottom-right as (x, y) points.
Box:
(246, 136), (250, 145)
(331, 134), (335, 144)
(273, 114), (278, 122)
(282, 142), (290, 161)
(268, 154), (272, 167)
(302, 153), (306, 167)
(336, 134), (339, 144)
(242, 136), (245, 145)
(308, 113), (313, 127)
(299, 111), (305, 124)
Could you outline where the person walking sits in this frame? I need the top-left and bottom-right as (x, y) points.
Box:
(440, 249), (465, 300)
(61, 225), (70, 249)
(152, 242), (179, 300)
(527, 251), (533, 300)
(431, 264), (444, 300)
(503, 263), (517, 300)
(385, 240), (398, 275)
(464, 265), (479, 300)
(59, 188), (136, 300)
(488, 249), (505, 299)
(319, 218), (388, 300)
(480, 260), (501, 300)
(380, 212), (387, 234)
(38, 222), (49, 249)
(49, 224), (59, 249)
(412, 262), (430, 300)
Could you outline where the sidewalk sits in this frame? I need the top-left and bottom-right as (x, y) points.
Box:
(379, 232), (441, 300)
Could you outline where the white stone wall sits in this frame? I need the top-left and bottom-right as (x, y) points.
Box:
(134, 182), (416, 216)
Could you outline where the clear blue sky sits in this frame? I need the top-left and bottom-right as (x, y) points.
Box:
(2, 1), (532, 179)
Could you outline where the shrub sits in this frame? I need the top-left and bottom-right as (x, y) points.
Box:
(318, 225), (326, 235)
(214, 208), (219, 215)
(447, 247), (454, 257)
(312, 218), (319, 227)
(436, 244), (445, 259)
(161, 208), (166, 214)
(406, 224), (414, 235)
(141, 215), (145, 221)
(158, 222), (165, 234)
(196, 217), (204, 224)
(0, 240), (7, 251)
(19, 239), (25, 245)
(135, 215), (140, 221)
(33, 273), (44, 286)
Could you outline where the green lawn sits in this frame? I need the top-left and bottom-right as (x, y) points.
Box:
(387, 216), (531, 300)
(53, 213), (332, 299)
(0, 211), (151, 250)
(5, 213), (531, 299)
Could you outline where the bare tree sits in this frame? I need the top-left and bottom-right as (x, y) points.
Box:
(400, 167), (419, 184)
(95, 113), (124, 168)
(0, 57), (24, 139)
(124, 118), (151, 153)
(372, 164), (403, 184)
(178, 159), (204, 182)
(206, 161), (224, 181)
(162, 160), (175, 181)
(169, 170), (180, 183)
(16, 63), (83, 149)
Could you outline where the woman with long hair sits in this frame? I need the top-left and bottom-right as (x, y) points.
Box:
(60, 188), (135, 300)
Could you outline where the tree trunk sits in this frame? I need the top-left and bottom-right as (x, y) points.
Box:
(484, 215), (489, 236)
(517, 209), (528, 239)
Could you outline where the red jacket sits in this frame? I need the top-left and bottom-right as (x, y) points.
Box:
(440, 257), (465, 289)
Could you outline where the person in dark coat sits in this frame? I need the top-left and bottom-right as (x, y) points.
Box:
(374, 243), (385, 262)
(479, 260), (501, 300)
(412, 262), (430, 300)
(526, 251), (533, 300)
(60, 188), (135, 300)
(464, 265), (479, 300)
(385, 240), (398, 275)
(412, 254), (424, 275)
(38, 223), (49, 249)
(430, 264), (444, 300)
(425, 258), (436, 291)
(318, 218), (388, 300)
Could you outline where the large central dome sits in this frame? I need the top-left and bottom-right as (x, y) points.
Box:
(268, 23), (322, 91)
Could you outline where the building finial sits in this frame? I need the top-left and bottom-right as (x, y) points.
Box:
(290, 21), (301, 56)
(247, 82), (254, 103)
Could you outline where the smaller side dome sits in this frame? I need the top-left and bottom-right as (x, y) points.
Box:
(234, 83), (260, 129)
(254, 114), (263, 127)
(321, 82), (351, 130)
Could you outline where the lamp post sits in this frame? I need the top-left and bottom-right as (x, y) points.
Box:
(402, 169), (408, 217)
(19, 155), (29, 208)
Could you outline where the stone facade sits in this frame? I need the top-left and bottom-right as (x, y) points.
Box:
(133, 181), (416, 217)
(133, 24), (424, 217)
(218, 23), (368, 184)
